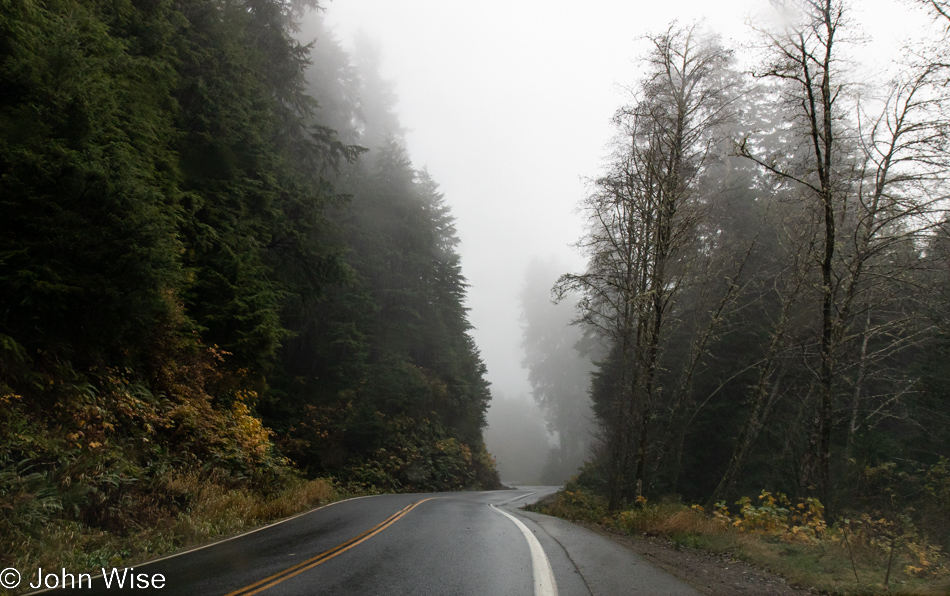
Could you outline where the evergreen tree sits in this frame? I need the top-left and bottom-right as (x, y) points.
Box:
(0, 0), (183, 373)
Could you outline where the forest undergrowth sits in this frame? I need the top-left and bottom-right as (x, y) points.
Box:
(0, 356), (497, 596)
(0, 471), (337, 596)
(531, 478), (950, 596)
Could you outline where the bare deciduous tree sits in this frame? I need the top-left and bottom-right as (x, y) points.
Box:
(558, 24), (736, 510)
(738, 0), (949, 510)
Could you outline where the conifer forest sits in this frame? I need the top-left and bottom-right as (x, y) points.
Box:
(2, 0), (950, 585)
(1, 0), (499, 568)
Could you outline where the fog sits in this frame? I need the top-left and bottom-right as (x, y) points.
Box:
(482, 394), (552, 485)
(313, 0), (930, 483)
(318, 0), (761, 395)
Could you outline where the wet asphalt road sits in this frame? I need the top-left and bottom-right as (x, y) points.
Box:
(24, 488), (699, 595)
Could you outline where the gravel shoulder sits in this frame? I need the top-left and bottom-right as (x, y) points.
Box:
(575, 521), (817, 596)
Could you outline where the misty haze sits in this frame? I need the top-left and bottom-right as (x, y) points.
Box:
(3, 1), (950, 595)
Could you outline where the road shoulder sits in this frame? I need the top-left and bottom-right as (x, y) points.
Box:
(516, 508), (702, 595)
(569, 520), (817, 596)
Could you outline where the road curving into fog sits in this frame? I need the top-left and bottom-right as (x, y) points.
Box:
(26, 488), (699, 595)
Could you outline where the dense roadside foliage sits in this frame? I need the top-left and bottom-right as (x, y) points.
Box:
(532, 482), (950, 595)
(0, 0), (497, 578)
(553, 2), (950, 586)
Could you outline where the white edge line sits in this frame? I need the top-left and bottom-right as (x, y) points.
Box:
(496, 491), (537, 506)
(490, 504), (558, 596)
(22, 493), (380, 595)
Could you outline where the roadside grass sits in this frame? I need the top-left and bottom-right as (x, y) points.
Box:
(1, 475), (339, 596)
(528, 487), (950, 596)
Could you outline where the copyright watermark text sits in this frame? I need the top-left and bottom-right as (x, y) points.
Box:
(0, 567), (165, 590)
(1, 568), (20, 590)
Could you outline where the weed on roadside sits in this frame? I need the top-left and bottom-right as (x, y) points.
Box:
(0, 475), (338, 596)
(536, 487), (950, 596)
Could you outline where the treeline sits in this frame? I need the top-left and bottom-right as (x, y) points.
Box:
(0, 0), (497, 554)
(519, 257), (595, 484)
(561, 0), (950, 544)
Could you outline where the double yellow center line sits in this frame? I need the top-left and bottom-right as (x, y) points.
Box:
(225, 497), (437, 596)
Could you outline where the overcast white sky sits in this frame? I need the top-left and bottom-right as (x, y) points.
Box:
(319, 0), (931, 400)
